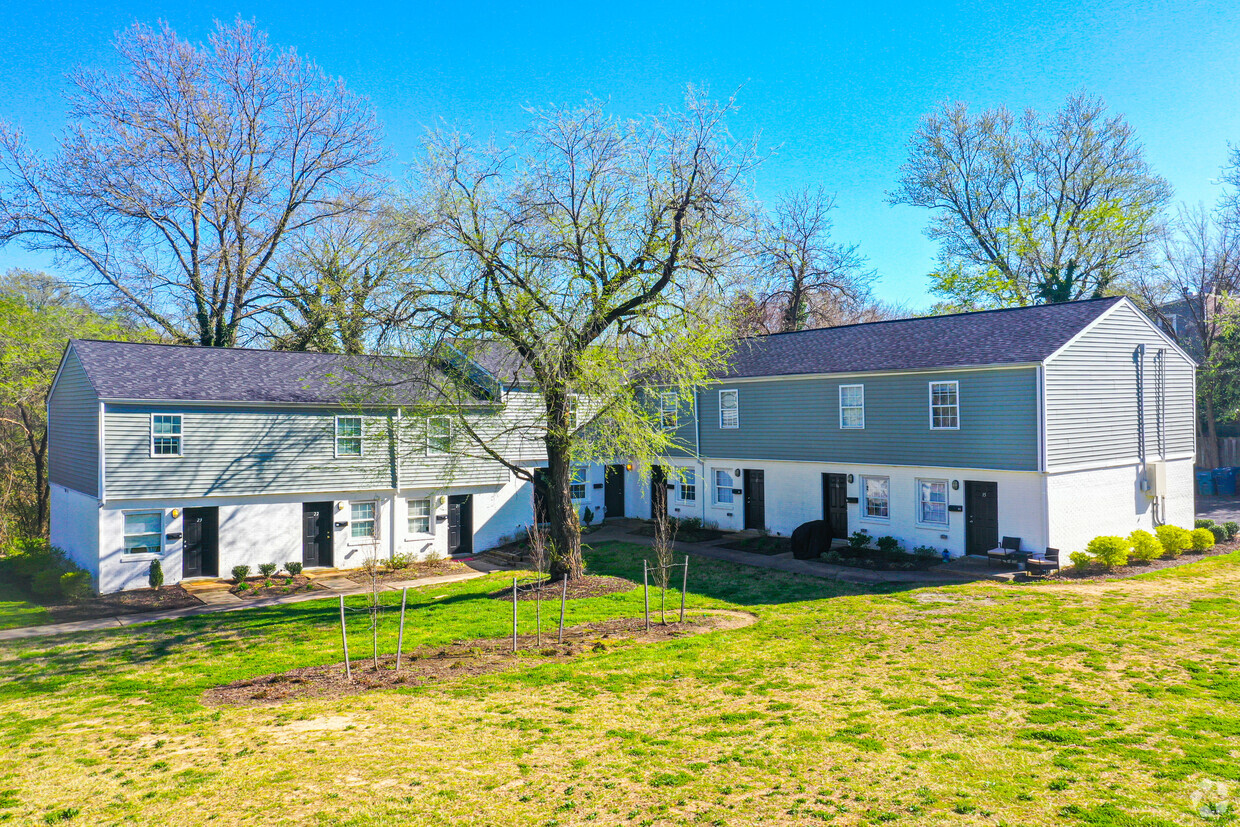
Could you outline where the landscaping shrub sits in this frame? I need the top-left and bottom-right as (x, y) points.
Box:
(582, 506), (595, 526)
(847, 531), (871, 551)
(1128, 530), (1162, 564)
(1208, 525), (1227, 544)
(388, 553), (412, 570)
(875, 536), (900, 554)
(148, 560), (164, 589)
(1190, 527), (1216, 553)
(1225, 521), (1240, 541)
(1196, 518), (1216, 529)
(1069, 550), (1094, 570)
(60, 571), (92, 601)
(231, 565), (251, 583)
(30, 568), (64, 599)
(258, 562), (278, 578)
(1084, 535), (1130, 568)
(2, 539), (74, 591)
(677, 517), (704, 532)
(1155, 525), (1191, 558)
(285, 561), (303, 576)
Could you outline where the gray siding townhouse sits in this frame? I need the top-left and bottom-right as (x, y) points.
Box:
(623, 297), (1196, 558)
(48, 342), (546, 594)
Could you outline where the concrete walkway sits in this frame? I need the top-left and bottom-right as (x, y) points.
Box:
(589, 522), (1013, 587)
(0, 569), (493, 642)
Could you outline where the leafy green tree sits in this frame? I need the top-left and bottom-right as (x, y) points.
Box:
(889, 94), (1171, 308)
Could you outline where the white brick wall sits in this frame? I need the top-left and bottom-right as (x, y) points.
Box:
(49, 484), (101, 590)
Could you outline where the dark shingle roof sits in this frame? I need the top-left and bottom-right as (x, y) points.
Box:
(68, 340), (441, 404)
(720, 297), (1124, 378)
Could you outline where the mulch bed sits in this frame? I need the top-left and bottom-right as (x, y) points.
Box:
(720, 536), (792, 556)
(201, 610), (755, 707)
(343, 558), (472, 586)
(230, 575), (317, 599)
(488, 574), (637, 602)
(44, 585), (203, 622)
(1041, 539), (1240, 582)
(627, 523), (726, 543)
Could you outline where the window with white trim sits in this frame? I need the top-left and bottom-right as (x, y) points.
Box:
(659, 390), (678, 430)
(929, 381), (959, 429)
(570, 466), (587, 501)
(335, 416), (362, 457)
(123, 511), (163, 555)
(408, 498), (432, 535)
(719, 389), (738, 429)
(918, 479), (948, 526)
(861, 476), (890, 520)
(427, 416), (452, 454)
(839, 384), (864, 429)
(679, 468), (697, 502)
(351, 501), (376, 539)
(151, 414), (182, 456)
(713, 468), (735, 505)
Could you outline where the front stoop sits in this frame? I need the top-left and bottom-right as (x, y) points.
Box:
(180, 579), (243, 604)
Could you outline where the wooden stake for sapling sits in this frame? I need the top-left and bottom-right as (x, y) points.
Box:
(535, 578), (542, 647)
(643, 561), (650, 631)
(558, 574), (567, 644)
(395, 587), (408, 671)
(339, 594), (351, 681)
(512, 576), (518, 652)
(681, 555), (688, 623)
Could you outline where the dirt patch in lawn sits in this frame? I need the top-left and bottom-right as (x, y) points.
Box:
(719, 535), (791, 556)
(487, 574), (637, 602)
(627, 522), (726, 543)
(44, 585), (203, 622)
(1042, 540), (1240, 582)
(343, 558), (472, 585)
(202, 610), (756, 707)
(230, 575), (317, 599)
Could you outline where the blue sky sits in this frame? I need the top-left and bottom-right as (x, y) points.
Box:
(2, 0), (1238, 309)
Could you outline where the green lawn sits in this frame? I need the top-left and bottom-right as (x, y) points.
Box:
(2, 541), (1239, 825)
(0, 581), (49, 631)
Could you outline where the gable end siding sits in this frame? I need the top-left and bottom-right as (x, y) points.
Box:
(48, 348), (100, 497)
(1044, 302), (1195, 469)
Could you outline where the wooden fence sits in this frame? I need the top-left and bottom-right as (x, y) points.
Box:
(1198, 437), (1240, 467)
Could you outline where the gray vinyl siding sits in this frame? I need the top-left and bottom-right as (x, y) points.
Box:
(47, 348), (99, 496)
(698, 367), (1039, 471)
(1044, 302), (1195, 469)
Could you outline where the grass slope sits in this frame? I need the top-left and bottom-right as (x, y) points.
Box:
(0, 581), (49, 631)
(1, 542), (1238, 825)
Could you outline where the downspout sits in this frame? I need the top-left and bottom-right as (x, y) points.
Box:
(695, 388), (706, 525)
(1038, 364), (1049, 550)
(98, 401), (107, 507)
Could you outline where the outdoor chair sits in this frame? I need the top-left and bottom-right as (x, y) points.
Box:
(1025, 548), (1061, 577)
(987, 536), (1023, 567)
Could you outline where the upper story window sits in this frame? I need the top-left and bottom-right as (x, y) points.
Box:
(351, 501), (376, 539)
(151, 414), (182, 457)
(123, 511), (163, 555)
(839, 384), (864, 429)
(918, 478), (948, 526)
(570, 466), (587, 501)
(713, 468), (735, 505)
(679, 468), (697, 502)
(929, 381), (960, 430)
(861, 475), (889, 520)
(427, 416), (452, 454)
(335, 416), (362, 457)
(719, 389), (739, 429)
(659, 390), (679, 430)
(408, 498), (432, 535)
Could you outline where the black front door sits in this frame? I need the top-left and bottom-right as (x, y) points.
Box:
(302, 502), (334, 568)
(182, 507), (218, 578)
(743, 469), (765, 530)
(822, 473), (848, 540)
(965, 481), (999, 556)
(651, 465), (668, 521)
(604, 464), (625, 519)
(448, 494), (473, 555)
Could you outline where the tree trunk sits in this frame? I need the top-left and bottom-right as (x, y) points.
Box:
(543, 439), (584, 581)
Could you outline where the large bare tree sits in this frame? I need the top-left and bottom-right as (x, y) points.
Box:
(0, 18), (385, 347)
(388, 92), (757, 579)
(890, 94), (1172, 309)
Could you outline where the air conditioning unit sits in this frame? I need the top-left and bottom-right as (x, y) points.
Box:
(1143, 461), (1167, 499)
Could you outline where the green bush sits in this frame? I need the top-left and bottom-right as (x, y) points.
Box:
(1208, 525), (1227, 544)
(285, 561), (303, 576)
(148, 559), (164, 589)
(1225, 521), (1240, 541)
(1128, 530), (1162, 564)
(60, 571), (93, 601)
(1069, 550), (1094, 570)
(1085, 535), (1130, 568)
(258, 562), (278, 578)
(847, 531), (871, 550)
(231, 564), (251, 583)
(30, 568), (64, 599)
(1195, 518), (1216, 529)
(1155, 525), (1191, 558)
(875, 536), (900, 553)
(582, 506), (595, 526)
(1190, 527), (1216, 553)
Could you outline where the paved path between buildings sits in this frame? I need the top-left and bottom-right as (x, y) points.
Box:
(0, 569), (495, 642)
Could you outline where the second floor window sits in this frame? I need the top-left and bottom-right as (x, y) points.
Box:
(570, 467), (587, 501)
(719, 389), (739, 429)
(839, 384), (864, 429)
(659, 390), (678, 430)
(335, 416), (362, 457)
(427, 417), (452, 454)
(929, 381), (959, 429)
(151, 414), (182, 456)
(351, 501), (376, 539)
(679, 468), (697, 502)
